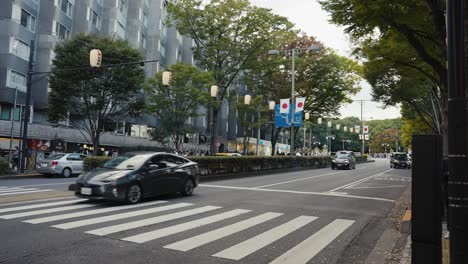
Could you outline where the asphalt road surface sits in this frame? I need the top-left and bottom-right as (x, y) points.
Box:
(0, 158), (411, 264)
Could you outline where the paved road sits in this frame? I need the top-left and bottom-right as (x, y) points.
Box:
(0, 158), (410, 264)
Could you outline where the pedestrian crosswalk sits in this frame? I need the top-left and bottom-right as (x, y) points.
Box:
(0, 186), (52, 196)
(0, 198), (356, 263)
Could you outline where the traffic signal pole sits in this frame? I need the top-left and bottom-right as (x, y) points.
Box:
(447, 1), (468, 263)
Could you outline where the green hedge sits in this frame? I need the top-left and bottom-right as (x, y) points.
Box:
(83, 156), (111, 171)
(0, 157), (10, 175)
(188, 156), (332, 176)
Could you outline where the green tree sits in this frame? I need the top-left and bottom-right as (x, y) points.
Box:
(145, 63), (214, 151)
(320, 0), (447, 150)
(49, 34), (145, 155)
(245, 35), (361, 153)
(167, 0), (294, 153)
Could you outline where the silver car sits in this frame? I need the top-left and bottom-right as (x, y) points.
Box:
(36, 153), (87, 177)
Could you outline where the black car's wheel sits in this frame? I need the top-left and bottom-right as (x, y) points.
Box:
(126, 184), (142, 204)
(62, 168), (72, 178)
(181, 178), (195, 196)
(353, 164), (356, 169)
(331, 164), (335, 170)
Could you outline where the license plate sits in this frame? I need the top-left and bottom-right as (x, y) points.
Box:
(41, 163), (48, 167)
(81, 187), (92, 195)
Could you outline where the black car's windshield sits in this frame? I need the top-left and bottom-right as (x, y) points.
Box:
(336, 154), (349, 159)
(396, 155), (408, 161)
(102, 155), (151, 170)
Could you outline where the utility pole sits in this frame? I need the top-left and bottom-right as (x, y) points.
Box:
(20, 40), (35, 173)
(447, 1), (468, 263)
(361, 100), (365, 154)
(8, 89), (18, 166)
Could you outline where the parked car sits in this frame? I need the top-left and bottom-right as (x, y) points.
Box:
(390, 152), (411, 169)
(36, 153), (87, 177)
(331, 151), (356, 170)
(68, 152), (200, 204)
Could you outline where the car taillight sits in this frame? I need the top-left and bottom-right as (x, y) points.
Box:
(51, 161), (59, 166)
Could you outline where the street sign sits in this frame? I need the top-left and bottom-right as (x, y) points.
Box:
(274, 105), (303, 128)
(363, 126), (369, 134)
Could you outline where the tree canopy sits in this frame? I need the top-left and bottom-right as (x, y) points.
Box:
(145, 63), (214, 150)
(49, 34), (145, 154)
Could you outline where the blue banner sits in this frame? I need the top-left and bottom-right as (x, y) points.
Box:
(274, 105), (303, 128)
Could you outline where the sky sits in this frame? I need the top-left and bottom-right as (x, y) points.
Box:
(250, 0), (401, 121)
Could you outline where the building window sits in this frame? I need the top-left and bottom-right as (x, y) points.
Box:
(0, 105), (12, 121)
(159, 41), (165, 56)
(20, 9), (36, 32)
(7, 70), (27, 92)
(141, 33), (147, 49)
(56, 22), (70, 40)
(60, 0), (73, 17)
(143, 11), (148, 28)
(10, 37), (30, 61)
(115, 21), (125, 39)
(91, 10), (101, 29)
(96, 0), (103, 5)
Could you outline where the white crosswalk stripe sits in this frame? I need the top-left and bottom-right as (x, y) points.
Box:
(269, 219), (355, 264)
(23, 200), (168, 224)
(122, 209), (251, 243)
(164, 212), (283, 252)
(52, 203), (193, 230)
(85, 205), (221, 236)
(0, 188), (52, 196)
(0, 203), (97, 219)
(0, 199), (84, 214)
(212, 216), (318, 261)
(1, 199), (356, 263)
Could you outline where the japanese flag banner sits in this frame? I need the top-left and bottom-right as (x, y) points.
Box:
(295, 97), (306, 112)
(363, 126), (369, 134)
(280, 99), (290, 113)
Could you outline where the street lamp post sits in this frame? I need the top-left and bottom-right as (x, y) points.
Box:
(268, 45), (321, 155)
(210, 85), (219, 155)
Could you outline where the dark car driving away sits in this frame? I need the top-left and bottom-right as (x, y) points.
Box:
(390, 152), (411, 169)
(69, 152), (200, 204)
(331, 151), (356, 170)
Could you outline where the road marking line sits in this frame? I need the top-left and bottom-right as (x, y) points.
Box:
(164, 212), (283, 252)
(199, 184), (395, 202)
(213, 215), (317, 260)
(0, 188), (38, 193)
(253, 171), (347, 189)
(52, 203), (193, 230)
(0, 189), (53, 196)
(123, 209), (251, 244)
(327, 169), (393, 192)
(269, 219), (355, 264)
(346, 185), (405, 190)
(85, 205), (221, 236)
(0, 203), (97, 219)
(23, 200), (168, 224)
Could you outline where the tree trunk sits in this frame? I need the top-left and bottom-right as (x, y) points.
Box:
(93, 131), (100, 156)
(271, 127), (282, 156)
(211, 107), (219, 155)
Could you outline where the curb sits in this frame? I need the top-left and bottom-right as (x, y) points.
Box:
(0, 173), (45, 180)
(401, 209), (411, 234)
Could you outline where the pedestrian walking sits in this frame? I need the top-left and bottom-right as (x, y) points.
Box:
(12, 146), (19, 172)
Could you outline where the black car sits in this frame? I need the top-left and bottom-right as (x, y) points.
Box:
(390, 152), (411, 169)
(331, 151), (356, 170)
(69, 152), (200, 204)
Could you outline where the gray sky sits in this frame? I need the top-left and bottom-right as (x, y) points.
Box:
(250, 0), (401, 120)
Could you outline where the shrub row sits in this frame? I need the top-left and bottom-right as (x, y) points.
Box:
(83, 155), (370, 175)
(83, 156), (111, 172)
(0, 157), (10, 175)
(188, 156), (332, 176)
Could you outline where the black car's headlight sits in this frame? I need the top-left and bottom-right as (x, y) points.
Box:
(344, 160), (349, 163)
